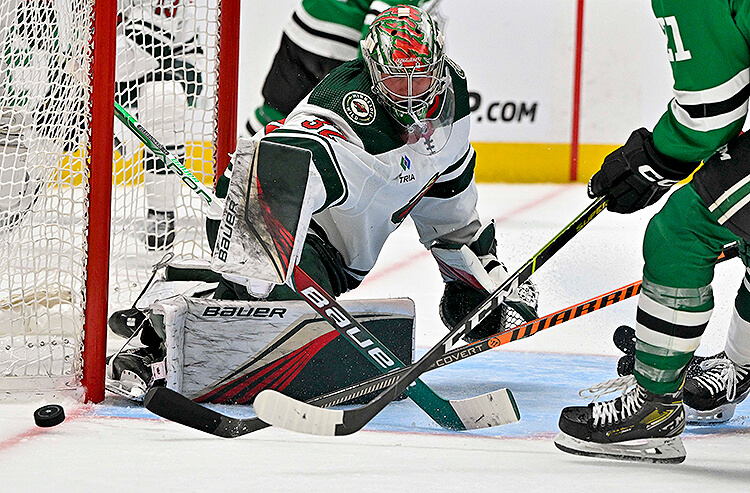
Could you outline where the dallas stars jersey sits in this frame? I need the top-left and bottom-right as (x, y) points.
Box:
(255, 57), (479, 285)
(651, 0), (750, 162)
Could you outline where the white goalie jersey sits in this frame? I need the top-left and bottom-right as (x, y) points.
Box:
(215, 57), (481, 288)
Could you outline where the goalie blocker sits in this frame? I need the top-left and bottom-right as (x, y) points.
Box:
(109, 293), (415, 405)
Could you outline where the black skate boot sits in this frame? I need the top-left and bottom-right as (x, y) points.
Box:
(554, 375), (686, 463)
(105, 346), (166, 401)
(145, 209), (175, 251)
(683, 355), (750, 424)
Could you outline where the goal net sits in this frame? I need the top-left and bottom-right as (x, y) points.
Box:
(0, 0), (238, 401)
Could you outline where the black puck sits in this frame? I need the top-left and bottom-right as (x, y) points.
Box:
(34, 404), (65, 427)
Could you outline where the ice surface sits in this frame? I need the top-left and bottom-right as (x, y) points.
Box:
(1, 184), (748, 492)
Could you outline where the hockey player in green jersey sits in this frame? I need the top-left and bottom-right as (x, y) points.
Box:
(555, 0), (750, 464)
(107, 5), (537, 401)
(243, 0), (439, 135)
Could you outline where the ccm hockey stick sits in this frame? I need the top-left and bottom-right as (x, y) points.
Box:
(140, 274), (636, 437)
(142, 241), (739, 438)
(143, 274), (636, 438)
(116, 102), (518, 431)
(253, 197), (609, 435)
(296, 241), (741, 406)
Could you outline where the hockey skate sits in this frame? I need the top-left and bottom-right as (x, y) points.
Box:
(683, 355), (750, 424)
(105, 346), (166, 401)
(554, 375), (686, 464)
(145, 208), (175, 251)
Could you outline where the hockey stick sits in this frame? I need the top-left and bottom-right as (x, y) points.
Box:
(297, 241), (741, 406)
(142, 240), (739, 438)
(116, 102), (518, 431)
(141, 274), (634, 437)
(113, 102), (223, 218)
(288, 265), (519, 431)
(253, 197), (609, 435)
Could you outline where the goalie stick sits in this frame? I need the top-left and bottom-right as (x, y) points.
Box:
(288, 265), (520, 431)
(116, 102), (519, 431)
(144, 275), (633, 438)
(143, 241), (739, 437)
(252, 197), (609, 435)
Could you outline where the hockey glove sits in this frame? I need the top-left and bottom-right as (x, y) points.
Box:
(588, 128), (698, 214)
(432, 222), (538, 342)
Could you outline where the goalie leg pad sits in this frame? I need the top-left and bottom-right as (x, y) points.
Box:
(154, 296), (416, 404)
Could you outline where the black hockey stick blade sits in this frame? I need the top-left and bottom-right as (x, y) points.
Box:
(255, 197), (608, 436)
(144, 387), (270, 438)
(142, 240), (737, 438)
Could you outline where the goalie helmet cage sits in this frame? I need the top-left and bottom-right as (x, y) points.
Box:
(0, 0), (239, 403)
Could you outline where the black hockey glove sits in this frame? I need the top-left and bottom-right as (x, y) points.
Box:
(588, 128), (698, 214)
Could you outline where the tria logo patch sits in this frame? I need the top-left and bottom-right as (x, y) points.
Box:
(400, 155), (411, 171)
(343, 91), (376, 125)
(398, 173), (415, 184)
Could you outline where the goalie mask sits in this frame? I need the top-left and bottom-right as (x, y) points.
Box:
(361, 5), (454, 155)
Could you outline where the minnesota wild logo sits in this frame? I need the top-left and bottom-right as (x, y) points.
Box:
(343, 91), (376, 125)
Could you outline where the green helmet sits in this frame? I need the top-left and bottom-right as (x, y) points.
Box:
(361, 5), (448, 129)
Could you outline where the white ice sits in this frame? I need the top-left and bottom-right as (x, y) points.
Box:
(1, 184), (748, 492)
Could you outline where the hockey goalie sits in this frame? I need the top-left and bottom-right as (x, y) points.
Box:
(106, 5), (538, 405)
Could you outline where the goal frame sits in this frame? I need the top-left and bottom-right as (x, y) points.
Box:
(80, 0), (240, 403)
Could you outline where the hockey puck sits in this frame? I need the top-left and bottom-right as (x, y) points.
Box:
(34, 404), (65, 428)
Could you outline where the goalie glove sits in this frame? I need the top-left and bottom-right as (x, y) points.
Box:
(431, 221), (538, 342)
(588, 128), (699, 214)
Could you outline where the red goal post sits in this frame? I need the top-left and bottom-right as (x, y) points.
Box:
(0, 0), (240, 403)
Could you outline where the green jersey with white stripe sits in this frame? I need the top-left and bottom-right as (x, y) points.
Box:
(288, 0), (428, 61)
(651, 0), (750, 162)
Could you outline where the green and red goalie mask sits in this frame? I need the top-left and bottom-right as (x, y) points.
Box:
(362, 5), (454, 155)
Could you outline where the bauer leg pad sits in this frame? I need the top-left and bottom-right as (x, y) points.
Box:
(154, 296), (416, 404)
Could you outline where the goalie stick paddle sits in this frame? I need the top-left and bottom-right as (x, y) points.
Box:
(141, 275), (634, 437)
(253, 197), (609, 436)
(141, 240), (739, 437)
(279, 265), (520, 432)
(118, 102), (518, 432)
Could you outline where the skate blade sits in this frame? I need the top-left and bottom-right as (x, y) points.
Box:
(686, 403), (737, 425)
(105, 374), (147, 401)
(554, 432), (686, 464)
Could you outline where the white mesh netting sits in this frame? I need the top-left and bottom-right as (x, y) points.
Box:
(0, 0), (221, 396)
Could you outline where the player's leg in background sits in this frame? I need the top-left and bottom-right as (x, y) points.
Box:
(0, 115), (41, 233)
(682, 259), (750, 423)
(244, 33), (344, 136)
(137, 79), (187, 250)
